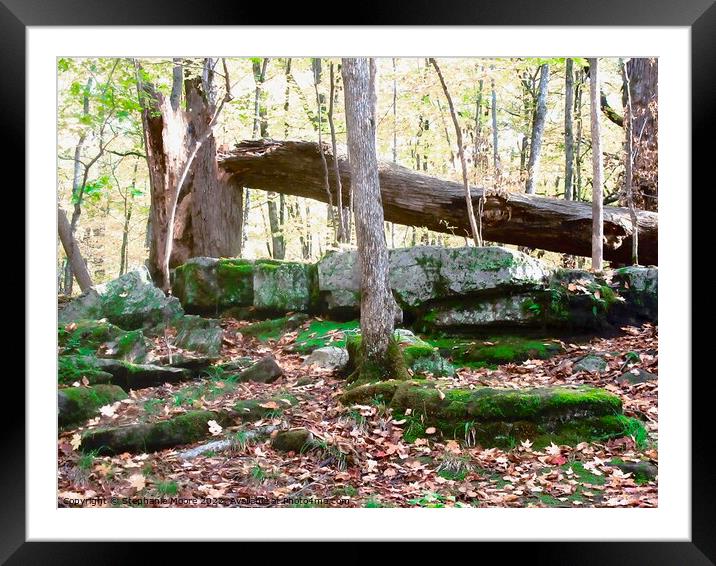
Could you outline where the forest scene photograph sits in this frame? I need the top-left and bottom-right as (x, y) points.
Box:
(56, 55), (658, 509)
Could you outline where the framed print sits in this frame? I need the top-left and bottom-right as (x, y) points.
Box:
(7, 0), (710, 561)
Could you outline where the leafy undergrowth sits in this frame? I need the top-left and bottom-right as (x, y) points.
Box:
(58, 318), (657, 508)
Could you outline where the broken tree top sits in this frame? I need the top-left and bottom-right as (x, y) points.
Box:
(218, 140), (658, 266)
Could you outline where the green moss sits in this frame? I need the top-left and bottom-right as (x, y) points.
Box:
(58, 355), (113, 386)
(59, 384), (128, 427)
(384, 383), (632, 448)
(217, 259), (254, 306)
(339, 379), (411, 405)
(346, 335), (410, 384)
(240, 314), (308, 341)
(58, 319), (123, 356)
(81, 410), (219, 454)
(292, 319), (360, 353)
(424, 335), (563, 367)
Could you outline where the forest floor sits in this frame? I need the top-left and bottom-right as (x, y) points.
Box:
(58, 319), (658, 508)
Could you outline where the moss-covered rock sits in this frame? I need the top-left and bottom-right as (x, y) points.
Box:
(58, 384), (128, 428)
(172, 257), (256, 314)
(339, 381), (636, 448)
(59, 267), (184, 330)
(171, 315), (223, 358)
(58, 319), (151, 363)
(81, 410), (222, 454)
(610, 459), (658, 482)
(417, 293), (544, 333)
(271, 428), (313, 452)
(58, 355), (113, 386)
(317, 246), (551, 315)
(424, 335), (563, 367)
(253, 260), (319, 312)
(59, 355), (192, 389)
(611, 266), (658, 324)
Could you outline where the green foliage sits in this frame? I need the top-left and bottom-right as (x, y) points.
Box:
(155, 480), (179, 496)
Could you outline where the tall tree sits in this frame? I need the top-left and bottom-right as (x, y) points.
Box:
(313, 58), (337, 245)
(589, 58), (604, 271)
(564, 58), (575, 200)
(626, 57), (658, 212)
(430, 58), (481, 246)
(58, 206), (93, 292)
(491, 76), (499, 178)
(341, 57), (407, 383)
(328, 61), (348, 242)
(622, 59), (639, 264)
(525, 63), (549, 194)
(138, 58), (242, 290)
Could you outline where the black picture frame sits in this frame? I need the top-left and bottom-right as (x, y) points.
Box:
(9, 0), (707, 561)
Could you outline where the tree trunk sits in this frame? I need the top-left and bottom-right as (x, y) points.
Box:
(328, 61), (348, 242)
(622, 60), (639, 265)
(430, 58), (481, 246)
(58, 207), (93, 292)
(525, 64), (549, 194)
(139, 67), (242, 286)
(589, 58), (604, 271)
(564, 59), (575, 200)
(491, 77), (499, 177)
(220, 139), (658, 265)
(626, 57), (658, 212)
(342, 57), (406, 382)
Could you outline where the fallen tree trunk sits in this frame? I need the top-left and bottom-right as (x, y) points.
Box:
(219, 140), (658, 265)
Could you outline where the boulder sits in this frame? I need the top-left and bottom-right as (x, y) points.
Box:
(341, 381), (644, 449)
(59, 320), (152, 363)
(59, 355), (114, 386)
(58, 384), (128, 428)
(271, 428), (313, 453)
(611, 460), (658, 482)
(59, 267), (184, 330)
(418, 294), (542, 332)
(236, 356), (284, 384)
(617, 368), (657, 385)
(253, 261), (319, 312)
(611, 266), (658, 323)
(81, 410), (222, 454)
(58, 355), (191, 389)
(171, 316), (223, 358)
(574, 354), (609, 373)
(317, 246), (552, 313)
(303, 346), (349, 371)
(172, 257), (255, 313)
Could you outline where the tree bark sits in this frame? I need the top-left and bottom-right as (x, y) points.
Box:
(564, 59), (575, 200)
(589, 58), (604, 271)
(626, 57), (658, 212)
(491, 77), (499, 177)
(430, 58), (481, 246)
(139, 64), (242, 287)
(341, 57), (398, 378)
(525, 64), (549, 194)
(58, 207), (93, 292)
(220, 139), (658, 265)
